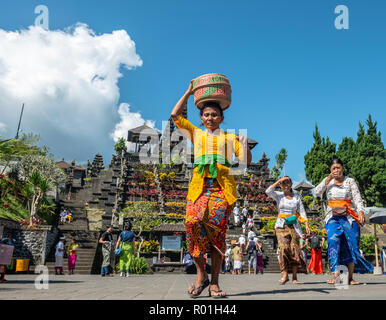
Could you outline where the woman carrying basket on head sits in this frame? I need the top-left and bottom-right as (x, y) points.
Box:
(171, 76), (251, 298)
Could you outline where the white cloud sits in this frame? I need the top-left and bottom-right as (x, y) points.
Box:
(0, 23), (152, 165)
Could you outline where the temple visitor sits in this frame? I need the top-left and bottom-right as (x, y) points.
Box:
(299, 234), (308, 272)
(307, 232), (325, 274)
(256, 240), (264, 274)
(238, 234), (246, 254)
(314, 157), (373, 285)
(183, 251), (196, 274)
(266, 176), (310, 284)
(241, 206), (248, 224)
(247, 235), (258, 275)
(171, 79), (251, 298)
(55, 236), (66, 275)
(233, 203), (241, 227)
(247, 227), (256, 241)
(115, 222), (135, 277)
(242, 220), (247, 235)
(67, 238), (78, 275)
(66, 210), (73, 223)
(60, 209), (67, 224)
(232, 242), (243, 275)
(224, 243), (233, 273)
(99, 226), (114, 277)
(0, 237), (15, 283)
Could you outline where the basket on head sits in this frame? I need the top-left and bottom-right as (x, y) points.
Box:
(192, 73), (231, 110)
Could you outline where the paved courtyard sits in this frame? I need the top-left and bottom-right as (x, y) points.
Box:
(0, 273), (385, 300)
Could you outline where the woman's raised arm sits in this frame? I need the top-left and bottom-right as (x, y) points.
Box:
(170, 80), (194, 121)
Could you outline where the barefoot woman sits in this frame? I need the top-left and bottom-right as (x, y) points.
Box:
(171, 79), (251, 298)
(314, 157), (373, 285)
(266, 176), (310, 284)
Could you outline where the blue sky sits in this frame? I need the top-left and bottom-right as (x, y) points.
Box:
(1, 0), (385, 183)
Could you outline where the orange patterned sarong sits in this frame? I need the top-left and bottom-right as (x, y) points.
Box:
(185, 178), (232, 258)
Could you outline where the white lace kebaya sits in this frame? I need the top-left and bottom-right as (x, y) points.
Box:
(265, 186), (308, 237)
(314, 176), (364, 226)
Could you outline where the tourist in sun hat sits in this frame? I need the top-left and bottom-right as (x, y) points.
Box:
(314, 157), (373, 285)
(171, 79), (252, 298)
(266, 176), (310, 284)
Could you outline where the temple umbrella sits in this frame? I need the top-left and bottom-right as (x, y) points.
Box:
(364, 207), (386, 274)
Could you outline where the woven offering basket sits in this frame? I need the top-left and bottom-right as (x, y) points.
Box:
(192, 73), (232, 110)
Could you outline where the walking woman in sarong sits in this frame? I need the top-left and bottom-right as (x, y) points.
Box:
(314, 157), (373, 285)
(266, 176), (310, 284)
(171, 80), (251, 298)
(67, 238), (78, 275)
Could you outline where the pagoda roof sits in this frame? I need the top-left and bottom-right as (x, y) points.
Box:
(128, 124), (161, 134)
(246, 137), (258, 150)
(294, 180), (314, 190)
(56, 159), (71, 169)
(56, 159), (86, 171)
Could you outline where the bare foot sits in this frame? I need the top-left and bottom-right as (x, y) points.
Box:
(327, 276), (339, 284)
(349, 279), (360, 285)
(279, 277), (289, 285)
(292, 279), (302, 284)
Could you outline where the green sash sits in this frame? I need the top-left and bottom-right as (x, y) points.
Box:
(194, 154), (231, 179)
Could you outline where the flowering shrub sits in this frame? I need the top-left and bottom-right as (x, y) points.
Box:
(166, 213), (185, 219)
(134, 240), (160, 253)
(165, 202), (185, 207)
(260, 216), (277, 221)
(20, 217), (42, 229)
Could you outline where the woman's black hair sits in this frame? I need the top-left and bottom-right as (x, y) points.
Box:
(124, 221), (132, 231)
(283, 176), (292, 184)
(199, 101), (223, 117)
(282, 176), (294, 194)
(329, 156), (344, 168)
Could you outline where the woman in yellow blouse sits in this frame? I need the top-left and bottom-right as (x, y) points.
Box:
(171, 80), (251, 298)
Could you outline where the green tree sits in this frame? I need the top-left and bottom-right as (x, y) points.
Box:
(305, 115), (385, 207)
(304, 124), (336, 185)
(348, 116), (385, 207)
(114, 137), (127, 154)
(11, 154), (67, 187)
(29, 171), (51, 226)
(272, 148), (288, 180)
(0, 133), (40, 174)
(336, 136), (356, 175)
(119, 201), (159, 256)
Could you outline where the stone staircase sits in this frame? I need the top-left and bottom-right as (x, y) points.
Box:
(226, 211), (281, 273)
(59, 199), (89, 231)
(41, 230), (101, 275)
(29, 195), (103, 275)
